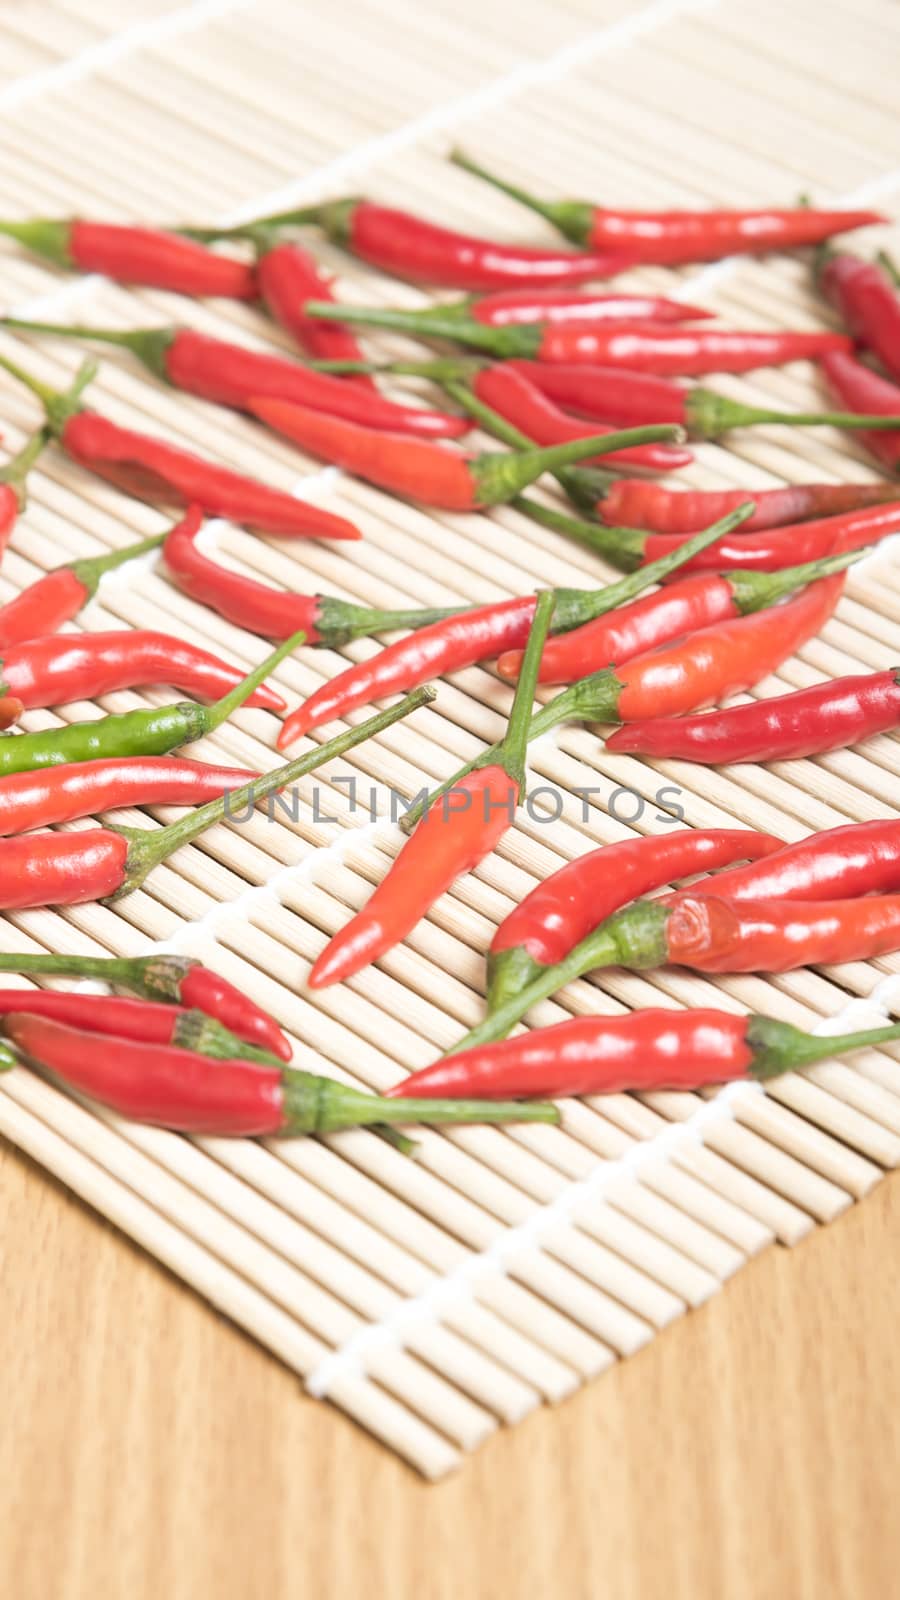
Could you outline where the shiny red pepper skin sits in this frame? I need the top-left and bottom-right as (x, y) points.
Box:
(0, 568), (94, 647)
(606, 669), (900, 764)
(255, 240), (377, 384)
(530, 325), (850, 374)
(599, 573), (846, 722)
(820, 349), (900, 470)
(175, 964), (290, 1061)
(487, 829), (783, 1008)
(0, 829), (131, 909)
(596, 478), (900, 534)
(342, 200), (630, 289)
(507, 360), (688, 424)
(633, 502), (900, 574)
(0, 629), (286, 711)
(164, 328), (462, 436)
(60, 411), (361, 540)
(469, 288), (712, 326)
(308, 764), (522, 988)
(473, 364), (693, 472)
(497, 573), (746, 685)
(665, 893), (900, 972)
(69, 221), (258, 298)
(687, 820), (900, 904)
(0, 988), (195, 1041)
(819, 251), (900, 380)
(0, 757), (260, 835)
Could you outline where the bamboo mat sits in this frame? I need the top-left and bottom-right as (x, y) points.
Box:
(1, 0), (899, 1480)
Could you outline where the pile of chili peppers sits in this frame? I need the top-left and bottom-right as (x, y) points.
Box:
(1, 150), (899, 1138)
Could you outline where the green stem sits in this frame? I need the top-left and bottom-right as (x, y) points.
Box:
(318, 596), (466, 647)
(0, 219), (73, 269)
(0, 424), (50, 505)
(877, 251), (900, 288)
(181, 198), (357, 245)
(686, 387), (900, 438)
(0, 354), (97, 433)
(471, 424), (686, 507)
(728, 547), (864, 614)
(1, 318), (176, 384)
(114, 684), (437, 898)
(514, 497), (646, 569)
(282, 1070), (558, 1131)
(449, 148), (593, 247)
(304, 299), (538, 357)
(747, 1015), (900, 1079)
(490, 588), (555, 793)
(0, 1041), (15, 1071)
(69, 529), (167, 599)
(199, 630), (304, 734)
(442, 379), (615, 509)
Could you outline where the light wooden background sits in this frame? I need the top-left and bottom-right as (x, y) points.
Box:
(5, 1137), (900, 1599)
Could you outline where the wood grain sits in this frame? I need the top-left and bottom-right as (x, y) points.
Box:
(3, 1133), (898, 1600)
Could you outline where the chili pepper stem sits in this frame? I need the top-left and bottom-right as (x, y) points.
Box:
(281, 1072), (559, 1130)
(449, 147), (592, 246)
(196, 629), (303, 734)
(877, 251), (900, 288)
(688, 388), (900, 436)
(70, 529), (167, 597)
(485, 588), (555, 794)
(0, 423), (50, 505)
(110, 682), (437, 898)
(181, 199), (352, 244)
(441, 379), (618, 509)
(0, 219), (72, 267)
(305, 300), (530, 357)
(472, 424), (686, 506)
(1, 317), (175, 383)
(0, 353), (97, 432)
(746, 1015), (900, 1078)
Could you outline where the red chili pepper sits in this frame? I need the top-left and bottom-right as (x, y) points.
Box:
(685, 820), (900, 904)
(472, 363), (693, 472)
(0, 217), (257, 298)
(2, 316), (466, 438)
(254, 238), (376, 386)
(0, 948), (292, 1061)
(653, 893), (900, 973)
(469, 288), (713, 326)
(0, 425), (49, 556)
(308, 592), (556, 989)
(192, 196), (633, 289)
(1, 1011), (557, 1133)
(162, 503), (461, 642)
(0, 697), (22, 730)
(0, 529), (169, 650)
(0, 989), (280, 1060)
(819, 249), (900, 380)
(0, 685), (433, 912)
(451, 149), (886, 265)
(0, 626), (288, 710)
(249, 393), (679, 510)
(519, 495), (900, 575)
(606, 668), (900, 764)
(495, 555), (833, 685)
(820, 348), (900, 470)
(0, 756), (261, 835)
(306, 301), (852, 375)
(593, 477), (900, 534)
(0, 355), (360, 541)
(486, 829), (784, 1014)
(390, 1009), (900, 1102)
(276, 509), (739, 747)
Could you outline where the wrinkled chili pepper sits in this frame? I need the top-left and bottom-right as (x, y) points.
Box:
(163, 503), (461, 642)
(0, 684), (433, 912)
(0, 625), (290, 710)
(249, 393), (681, 509)
(0, 424), (49, 555)
(276, 509), (740, 748)
(495, 552), (838, 685)
(517, 495), (900, 574)
(470, 363), (693, 471)
(0, 990), (285, 1064)
(818, 248), (900, 380)
(0, 756), (261, 835)
(402, 551), (858, 830)
(187, 196), (632, 289)
(485, 829), (784, 1015)
(2, 1012), (557, 1133)
(0, 948), (292, 1060)
(0, 217), (257, 298)
(606, 668), (900, 764)
(0, 630), (298, 777)
(592, 477), (900, 534)
(253, 236), (376, 383)
(450, 149), (886, 264)
(0, 354), (360, 540)
(467, 287), (713, 326)
(307, 593), (555, 989)
(683, 819), (900, 904)
(2, 316), (466, 438)
(0, 529), (171, 651)
(820, 348), (900, 470)
(444, 890), (900, 1053)
(391, 1009), (900, 1101)
(306, 300), (853, 375)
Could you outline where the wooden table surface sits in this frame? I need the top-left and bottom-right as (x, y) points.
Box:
(4, 1134), (898, 1600)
